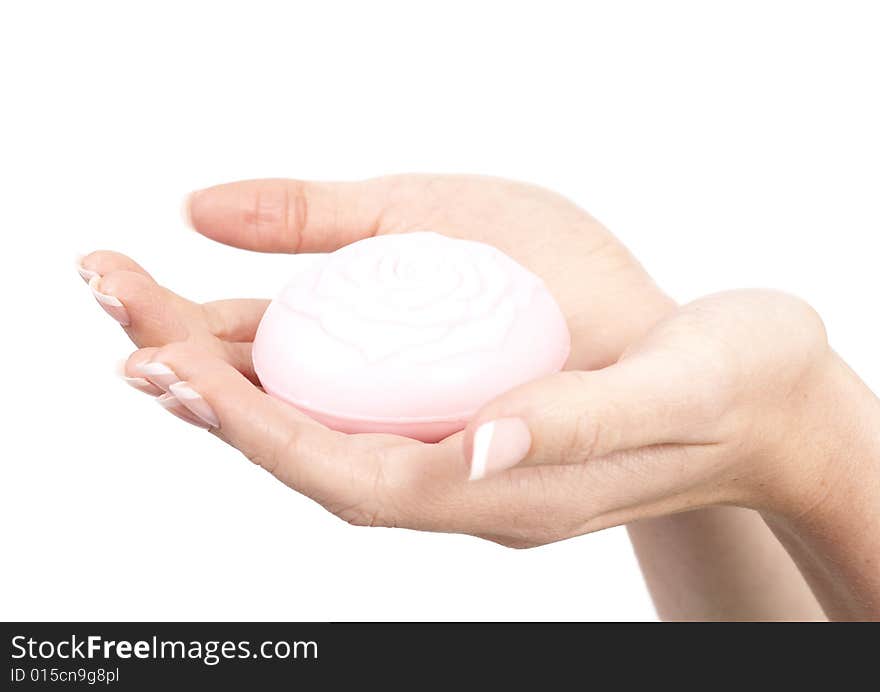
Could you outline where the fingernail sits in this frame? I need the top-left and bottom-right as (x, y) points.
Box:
(181, 192), (195, 228)
(76, 255), (99, 284)
(134, 361), (180, 391)
(469, 417), (532, 481)
(116, 360), (163, 395)
(88, 275), (131, 326)
(157, 392), (211, 430)
(168, 382), (220, 428)
(122, 376), (164, 396)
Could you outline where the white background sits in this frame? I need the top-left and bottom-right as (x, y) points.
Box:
(1, 1), (878, 621)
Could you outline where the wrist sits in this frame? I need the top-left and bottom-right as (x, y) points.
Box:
(760, 351), (880, 619)
(762, 350), (880, 517)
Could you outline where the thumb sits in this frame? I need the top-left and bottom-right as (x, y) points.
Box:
(464, 354), (725, 480)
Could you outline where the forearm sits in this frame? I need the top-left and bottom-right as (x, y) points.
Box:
(627, 508), (825, 621)
(761, 353), (880, 621)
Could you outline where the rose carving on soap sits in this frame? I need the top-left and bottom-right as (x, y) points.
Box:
(253, 232), (571, 442)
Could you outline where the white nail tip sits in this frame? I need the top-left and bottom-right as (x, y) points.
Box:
(168, 382), (199, 400)
(157, 392), (174, 404)
(469, 421), (496, 481)
(123, 376), (162, 394)
(88, 275), (123, 306)
(168, 382), (220, 427)
(76, 258), (99, 283)
(136, 362), (176, 376)
(156, 393), (211, 429)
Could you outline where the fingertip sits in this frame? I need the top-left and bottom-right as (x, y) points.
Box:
(117, 350), (165, 395)
(77, 250), (151, 281)
(184, 178), (384, 253)
(184, 183), (229, 239)
(88, 274), (131, 326)
(186, 180), (299, 252)
(181, 191), (196, 229)
(92, 269), (190, 342)
(96, 269), (153, 306)
(122, 348), (159, 373)
(76, 254), (100, 284)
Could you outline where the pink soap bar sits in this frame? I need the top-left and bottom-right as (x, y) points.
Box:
(252, 232), (570, 442)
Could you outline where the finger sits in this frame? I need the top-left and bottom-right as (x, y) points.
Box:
(84, 272), (259, 382)
(88, 270), (192, 345)
(462, 354), (728, 480)
(123, 340), (257, 391)
(130, 342), (387, 506)
(77, 250), (153, 284)
(186, 178), (388, 253)
(118, 347), (164, 396)
(201, 298), (269, 342)
(79, 253), (268, 344)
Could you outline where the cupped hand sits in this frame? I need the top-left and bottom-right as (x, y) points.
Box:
(81, 176), (700, 545)
(113, 283), (841, 549)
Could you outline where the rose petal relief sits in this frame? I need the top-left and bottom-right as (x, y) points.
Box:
(278, 232), (542, 363)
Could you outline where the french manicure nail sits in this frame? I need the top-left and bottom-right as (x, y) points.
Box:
(122, 376), (164, 396)
(168, 382), (220, 428)
(88, 275), (131, 326)
(157, 392), (211, 429)
(469, 417), (532, 481)
(76, 255), (99, 284)
(134, 362), (180, 391)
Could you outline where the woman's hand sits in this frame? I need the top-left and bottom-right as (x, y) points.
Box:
(79, 173), (675, 532)
(79, 175), (879, 619)
(109, 279), (857, 527)
(119, 288), (880, 619)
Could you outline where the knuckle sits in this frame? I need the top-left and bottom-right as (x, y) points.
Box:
(557, 372), (605, 462)
(344, 444), (451, 533)
(486, 528), (563, 550)
(243, 180), (308, 252)
(262, 423), (305, 483)
(344, 449), (408, 529)
(327, 481), (396, 530)
(772, 292), (829, 352)
(283, 181), (309, 252)
(487, 536), (536, 549)
(334, 503), (387, 529)
(246, 181), (309, 251)
(569, 411), (603, 461)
